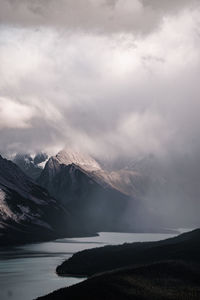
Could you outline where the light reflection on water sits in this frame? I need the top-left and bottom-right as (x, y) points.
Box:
(0, 230), (187, 300)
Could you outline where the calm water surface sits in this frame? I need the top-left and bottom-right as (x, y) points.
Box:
(0, 229), (189, 300)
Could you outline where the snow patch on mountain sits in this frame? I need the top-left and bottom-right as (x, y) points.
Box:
(37, 158), (49, 169)
(0, 188), (49, 225)
(12, 152), (49, 180)
(0, 189), (14, 220)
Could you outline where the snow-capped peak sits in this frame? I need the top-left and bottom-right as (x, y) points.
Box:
(53, 148), (101, 171)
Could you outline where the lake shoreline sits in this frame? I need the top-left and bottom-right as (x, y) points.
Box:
(0, 230), (183, 300)
(37, 229), (200, 300)
(0, 226), (178, 249)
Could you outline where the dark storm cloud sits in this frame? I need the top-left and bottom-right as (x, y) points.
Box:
(0, 0), (198, 34)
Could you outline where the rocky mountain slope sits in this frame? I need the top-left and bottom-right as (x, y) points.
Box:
(38, 149), (136, 233)
(0, 155), (70, 246)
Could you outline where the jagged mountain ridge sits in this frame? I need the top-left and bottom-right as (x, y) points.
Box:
(13, 152), (48, 180)
(38, 149), (136, 232)
(54, 149), (101, 171)
(0, 155), (70, 246)
(39, 149), (145, 197)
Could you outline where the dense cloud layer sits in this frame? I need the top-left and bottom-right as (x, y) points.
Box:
(0, 3), (200, 158)
(0, 0), (198, 34)
(0, 0), (200, 227)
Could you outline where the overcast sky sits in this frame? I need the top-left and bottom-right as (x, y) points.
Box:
(0, 0), (200, 161)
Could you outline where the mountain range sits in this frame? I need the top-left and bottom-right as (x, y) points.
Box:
(0, 149), (141, 245)
(2, 146), (188, 246)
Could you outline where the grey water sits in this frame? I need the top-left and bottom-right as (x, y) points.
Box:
(0, 229), (189, 300)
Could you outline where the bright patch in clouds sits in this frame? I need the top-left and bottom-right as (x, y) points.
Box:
(0, 97), (35, 129)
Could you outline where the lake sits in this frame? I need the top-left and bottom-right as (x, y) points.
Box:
(0, 229), (189, 300)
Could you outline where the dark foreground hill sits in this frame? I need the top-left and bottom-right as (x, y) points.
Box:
(56, 229), (200, 276)
(37, 261), (200, 300)
(37, 229), (200, 300)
